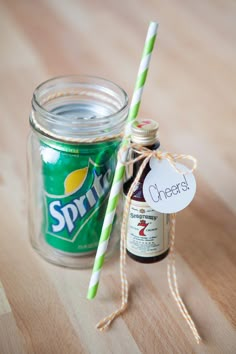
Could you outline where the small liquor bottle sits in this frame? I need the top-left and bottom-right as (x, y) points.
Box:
(124, 119), (169, 263)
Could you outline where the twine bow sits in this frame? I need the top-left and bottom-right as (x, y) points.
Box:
(96, 143), (201, 344)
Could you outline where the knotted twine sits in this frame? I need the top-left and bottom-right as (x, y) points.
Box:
(96, 143), (201, 344)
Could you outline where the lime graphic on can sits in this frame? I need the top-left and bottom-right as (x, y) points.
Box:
(41, 139), (119, 254)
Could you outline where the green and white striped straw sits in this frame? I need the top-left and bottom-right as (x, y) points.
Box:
(87, 21), (159, 300)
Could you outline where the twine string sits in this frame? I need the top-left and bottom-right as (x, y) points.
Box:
(97, 143), (201, 344)
(31, 110), (123, 143)
(167, 214), (201, 343)
(96, 154), (151, 330)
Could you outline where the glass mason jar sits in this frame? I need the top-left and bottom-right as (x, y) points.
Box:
(28, 75), (128, 268)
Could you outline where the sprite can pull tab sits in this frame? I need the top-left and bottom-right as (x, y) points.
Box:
(28, 76), (128, 268)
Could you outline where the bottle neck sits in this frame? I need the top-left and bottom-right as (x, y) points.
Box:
(132, 140), (160, 181)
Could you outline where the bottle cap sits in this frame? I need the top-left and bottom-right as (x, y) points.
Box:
(131, 119), (159, 145)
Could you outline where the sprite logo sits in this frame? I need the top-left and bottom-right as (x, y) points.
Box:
(44, 159), (112, 243)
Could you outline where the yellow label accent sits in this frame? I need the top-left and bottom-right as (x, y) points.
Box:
(64, 167), (88, 194)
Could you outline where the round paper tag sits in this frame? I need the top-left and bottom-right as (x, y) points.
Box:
(143, 157), (196, 213)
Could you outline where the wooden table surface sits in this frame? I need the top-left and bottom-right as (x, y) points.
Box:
(0, 0), (236, 353)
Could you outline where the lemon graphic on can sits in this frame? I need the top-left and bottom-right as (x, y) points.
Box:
(64, 167), (88, 194)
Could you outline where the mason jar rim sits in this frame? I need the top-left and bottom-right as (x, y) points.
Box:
(32, 74), (129, 123)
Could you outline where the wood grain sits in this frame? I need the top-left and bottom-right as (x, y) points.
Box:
(0, 0), (236, 352)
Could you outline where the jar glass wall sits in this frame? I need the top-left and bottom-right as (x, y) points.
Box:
(28, 75), (128, 268)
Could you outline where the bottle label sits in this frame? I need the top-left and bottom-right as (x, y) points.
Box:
(126, 199), (169, 258)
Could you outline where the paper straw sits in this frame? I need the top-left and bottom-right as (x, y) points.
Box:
(87, 22), (159, 300)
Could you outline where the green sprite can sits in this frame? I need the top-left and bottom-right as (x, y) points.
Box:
(28, 76), (128, 268)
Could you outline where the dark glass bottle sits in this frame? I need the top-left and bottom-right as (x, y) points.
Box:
(124, 119), (169, 263)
